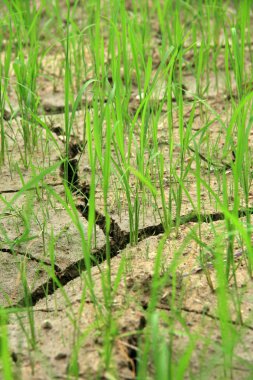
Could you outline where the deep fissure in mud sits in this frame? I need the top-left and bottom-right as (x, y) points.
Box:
(12, 125), (252, 308)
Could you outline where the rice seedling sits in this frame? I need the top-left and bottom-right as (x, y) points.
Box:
(0, 0), (253, 379)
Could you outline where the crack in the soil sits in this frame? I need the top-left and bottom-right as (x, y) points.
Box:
(0, 182), (63, 195)
(76, 181), (253, 250)
(0, 247), (61, 272)
(125, 315), (146, 378)
(8, 121), (253, 309)
(8, 244), (110, 308)
(156, 303), (253, 331)
(188, 145), (232, 171)
(5, 115), (253, 377)
(11, 172), (252, 308)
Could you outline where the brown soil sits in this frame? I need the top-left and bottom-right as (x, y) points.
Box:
(8, 220), (253, 379)
(1, 1), (253, 379)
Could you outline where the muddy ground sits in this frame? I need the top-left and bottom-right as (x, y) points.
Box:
(1, 1), (253, 379)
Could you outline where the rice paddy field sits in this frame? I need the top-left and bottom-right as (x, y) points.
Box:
(1, 0), (253, 379)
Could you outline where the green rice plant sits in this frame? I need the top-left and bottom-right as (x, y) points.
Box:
(0, 16), (12, 165)
(136, 230), (197, 379)
(136, 233), (169, 379)
(63, 1), (96, 189)
(231, 28), (244, 100)
(213, 239), (237, 378)
(150, 311), (170, 379)
(223, 93), (253, 278)
(0, 309), (13, 380)
(119, 1), (131, 98)
(20, 259), (37, 350)
(4, 0), (41, 165)
(102, 105), (113, 277)
(0, 0), (253, 378)
(200, 171), (253, 275)
(64, 0), (72, 187)
(128, 19), (144, 100)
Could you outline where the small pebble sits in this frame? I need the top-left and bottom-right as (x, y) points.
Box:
(41, 320), (53, 330)
(55, 352), (68, 360)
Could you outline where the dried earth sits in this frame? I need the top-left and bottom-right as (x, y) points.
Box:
(1, 1), (253, 379)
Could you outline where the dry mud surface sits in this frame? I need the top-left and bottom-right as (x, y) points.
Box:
(7, 221), (253, 379)
(1, 1), (253, 379)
